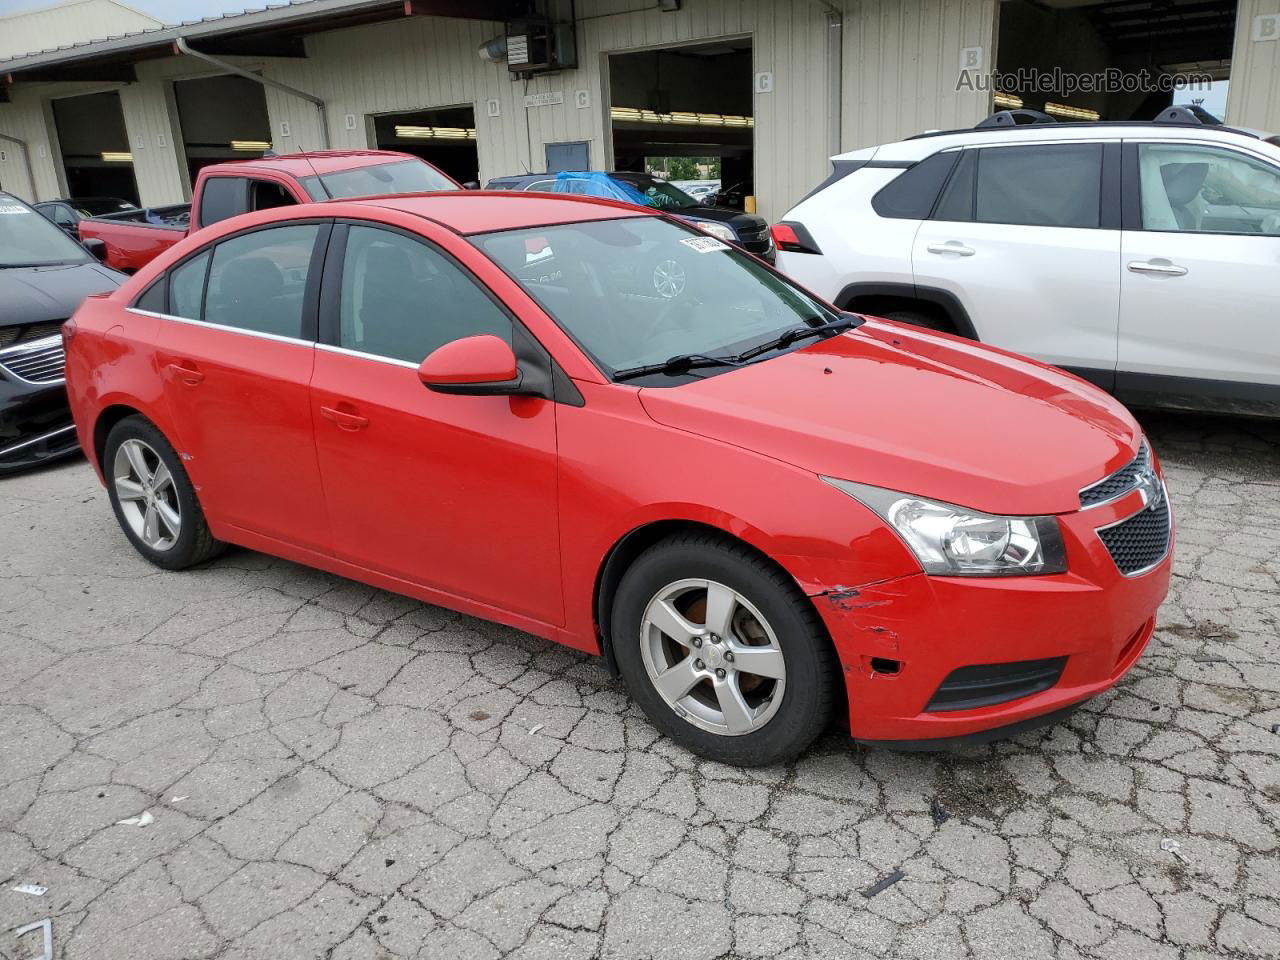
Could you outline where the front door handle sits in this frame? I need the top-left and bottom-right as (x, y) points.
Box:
(166, 362), (205, 386)
(1127, 259), (1187, 277)
(320, 404), (369, 431)
(926, 241), (976, 257)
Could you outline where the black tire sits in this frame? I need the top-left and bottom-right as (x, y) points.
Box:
(103, 415), (223, 570)
(882, 309), (953, 333)
(611, 532), (838, 766)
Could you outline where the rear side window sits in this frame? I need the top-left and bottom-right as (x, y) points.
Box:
(871, 152), (959, 219)
(251, 180), (295, 212)
(203, 225), (321, 339)
(169, 252), (210, 320)
(972, 144), (1102, 228)
(134, 276), (167, 313)
(199, 177), (248, 227)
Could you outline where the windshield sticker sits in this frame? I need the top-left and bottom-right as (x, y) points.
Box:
(679, 235), (731, 253)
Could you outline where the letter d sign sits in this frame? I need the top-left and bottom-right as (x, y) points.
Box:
(1255, 14), (1280, 41)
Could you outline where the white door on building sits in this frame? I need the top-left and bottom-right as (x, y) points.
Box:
(1118, 140), (1280, 394)
(910, 141), (1122, 378)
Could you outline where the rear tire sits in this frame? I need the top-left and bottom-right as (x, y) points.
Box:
(104, 416), (223, 570)
(611, 532), (838, 766)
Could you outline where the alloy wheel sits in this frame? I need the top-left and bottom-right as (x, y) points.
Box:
(640, 578), (787, 736)
(112, 438), (181, 551)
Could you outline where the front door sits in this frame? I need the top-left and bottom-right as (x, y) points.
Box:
(911, 141), (1122, 380)
(309, 222), (563, 625)
(155, 221), (331, 551)
(1118, 140), (1280, 407)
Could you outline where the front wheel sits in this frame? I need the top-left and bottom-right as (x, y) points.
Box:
(611, 533), (838, 766)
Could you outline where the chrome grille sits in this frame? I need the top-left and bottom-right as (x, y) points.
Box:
(0, 321), (64, 350)
(0, 335), (66, 384)
(1080, 441), (1152, 509)
(1097, 483), (1172, 576)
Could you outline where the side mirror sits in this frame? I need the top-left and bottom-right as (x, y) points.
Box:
(463, 181), (481, 190)
(82, 237), (108, 262)
(418, 335), (524, 396)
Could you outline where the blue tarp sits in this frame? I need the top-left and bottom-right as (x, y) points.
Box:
(551, 172), (651, 206)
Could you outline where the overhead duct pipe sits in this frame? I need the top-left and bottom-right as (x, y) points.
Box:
(174, 36), (330, 149)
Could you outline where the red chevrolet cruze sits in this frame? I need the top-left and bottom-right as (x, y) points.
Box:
(63, 192), (1172, 765)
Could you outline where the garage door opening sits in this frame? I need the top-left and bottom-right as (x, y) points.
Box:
(608, 38), (753, 210)
(371, 106), (479, 186)
(174, 75), (273, 183)
(995, 0), (1237, 123)
(51, 91), (139, 204)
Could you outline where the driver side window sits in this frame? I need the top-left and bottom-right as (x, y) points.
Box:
(337, 226), (510, 364)
(1138, 143), (1280, 235)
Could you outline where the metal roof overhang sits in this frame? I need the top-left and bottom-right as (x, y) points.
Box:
(0, 0), (528, 97)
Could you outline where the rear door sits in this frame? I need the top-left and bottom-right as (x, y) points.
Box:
(911, 141), (1122, 382)
(152, 220), (332, 551)
(309, 220), (562, 624)
(1117, 139), (1280, 408)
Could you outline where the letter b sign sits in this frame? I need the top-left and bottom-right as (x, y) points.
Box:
(1255, 14), (1280, 41)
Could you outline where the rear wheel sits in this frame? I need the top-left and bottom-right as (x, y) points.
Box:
(104, 416), (222, 570)
(611, 533), (837, 766)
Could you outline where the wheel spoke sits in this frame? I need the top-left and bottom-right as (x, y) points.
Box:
(123, 441), (151, 483)
(151, 461), (173, 494)
(143, 503), (160, 544)
(115, 478), (146, 502)
(703, 582), (737, 638)
(647, 599), (700, 647)
(155, 499), (181, 538)
(728, 643), (786, 680)
(714, 677), (755, 734)
(652, 655), (702, 703)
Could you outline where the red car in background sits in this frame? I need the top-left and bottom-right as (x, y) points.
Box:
(63, 192), (1171, 765)
(78, 150), (459, 272)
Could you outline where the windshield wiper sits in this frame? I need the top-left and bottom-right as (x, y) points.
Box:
(733, 313), (863, 363)
(613, 353), (744, 382)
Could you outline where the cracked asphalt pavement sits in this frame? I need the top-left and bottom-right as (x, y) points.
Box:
(1, 411), (1278, 960)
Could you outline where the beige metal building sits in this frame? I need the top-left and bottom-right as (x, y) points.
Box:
(1, 0), (1277, 221)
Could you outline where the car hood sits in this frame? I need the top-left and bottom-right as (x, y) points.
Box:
(638, 321), (1141, 516)
(0, 262), (123, 328)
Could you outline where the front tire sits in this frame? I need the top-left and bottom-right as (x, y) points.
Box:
(611, 532), (838, 766)
(104, 416), (222, 570)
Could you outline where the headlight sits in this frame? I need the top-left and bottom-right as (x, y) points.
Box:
(692, 221), (737, 243)
(822, 477), (1067, 577)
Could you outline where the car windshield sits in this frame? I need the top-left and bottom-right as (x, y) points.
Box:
(471, 216), (836, 378)
(0, 195), (91, 268)
(616, 176), (701, 211)
(300, 159), (458, 200)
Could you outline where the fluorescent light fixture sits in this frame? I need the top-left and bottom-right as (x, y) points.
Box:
(231, 140), (271, 151)
(394, 125), (477, 140)
(100, 151), (133, 162)
(993, 92), (1024, 110)
(1044, 101), (1100, 121)
(610, 106), (754, 128)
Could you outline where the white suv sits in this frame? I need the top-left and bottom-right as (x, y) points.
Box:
(774, 109), (1280, 417)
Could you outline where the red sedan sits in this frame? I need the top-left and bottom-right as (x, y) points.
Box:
(63, 192), (1172, 765)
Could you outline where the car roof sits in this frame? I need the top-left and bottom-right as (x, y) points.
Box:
(351, 190), (653, 234)
(207, 149), (421, 178)
(848, 121), (1279, 163)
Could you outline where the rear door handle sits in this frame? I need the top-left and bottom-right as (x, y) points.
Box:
(320, 404), (369, 431)
(926, 241), (976, 257)
(1127, 259), (1187, 277)
(166, 362), (205, 385)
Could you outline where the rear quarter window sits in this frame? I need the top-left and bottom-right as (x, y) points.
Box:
(871, 152), (960, 220)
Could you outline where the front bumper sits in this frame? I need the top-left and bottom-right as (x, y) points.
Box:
(816, 485), (1172, 744)
(0, 376), (79, 473)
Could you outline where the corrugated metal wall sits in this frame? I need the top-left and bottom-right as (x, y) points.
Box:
(0, 0), (160, 61)
(1228, 0), (1280, 132)
(842, 0), (997, 149)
